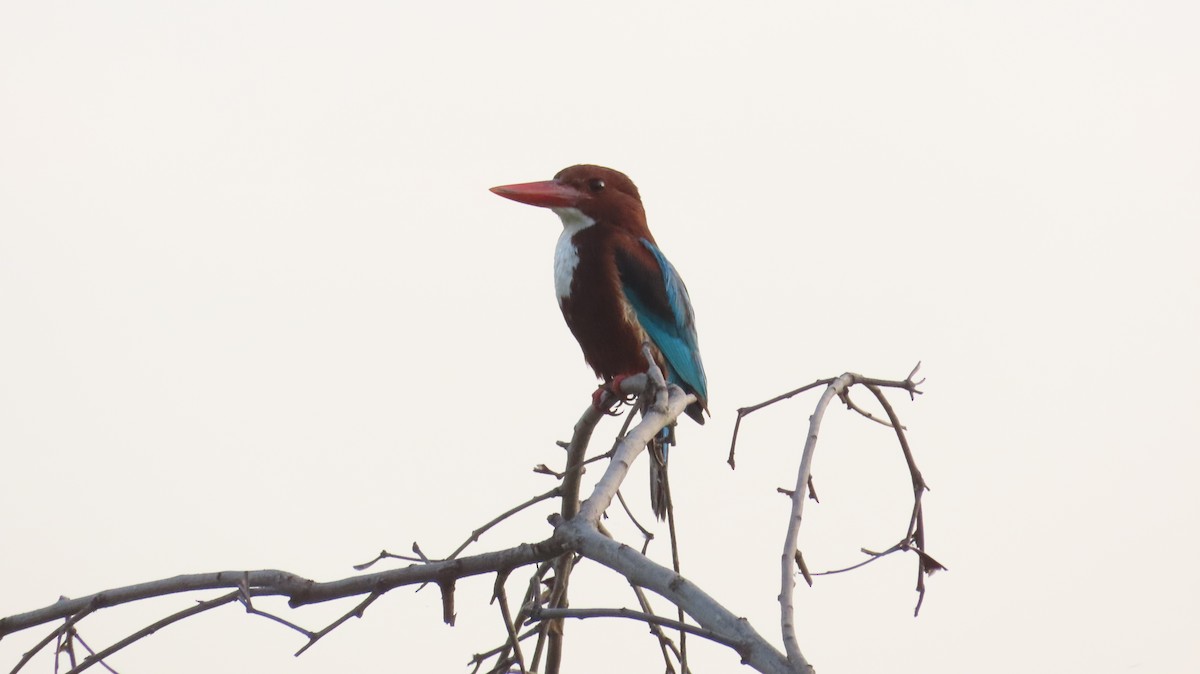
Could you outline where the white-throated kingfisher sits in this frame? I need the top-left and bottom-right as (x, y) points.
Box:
(490, 165), (708, 518)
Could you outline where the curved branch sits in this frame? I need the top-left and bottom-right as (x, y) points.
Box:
(778, 374), (852, 672)
(576, 382), (687, 525)
(446, 487), (563, 561)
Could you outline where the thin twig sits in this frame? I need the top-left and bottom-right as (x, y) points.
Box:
(728, 378), (837, 467)
(61, 633), (118, 674)
(486, 560), (551, 673)
(237, 595), (313, 639)
(663, 478), (687, 673)
(294, 591), (382, 656)
(737, 378), (839, 418)
(810, 540), (914, 576)
(595, 521), (684, 674)
(64, 592), (241, 674)
(519, 562), (554, 674)
(352, 549), (423, 569)
(533, 451), (614, 479)
(615, 488), (655, 542)
(54, 625), (69, 674)
(627, 583), (682, 674)
(528, 607), (743, 651)
(862, 381), (944, 616)
(492, 572), (526, 674)
(466, 626), (540, 673)
(446, 487), (564, 562)
(544, 553), (573, 674)
(838, 388), (902, 428)
(355, 487), (562, 574)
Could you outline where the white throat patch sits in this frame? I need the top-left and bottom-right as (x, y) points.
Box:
(551, 207), (596, 301)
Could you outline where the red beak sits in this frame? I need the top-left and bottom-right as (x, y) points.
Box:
(489, 180), (584, 208)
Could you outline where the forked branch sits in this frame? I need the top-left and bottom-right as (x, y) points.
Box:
(4, 363), (933, 674)
(729, 364), (933, 672)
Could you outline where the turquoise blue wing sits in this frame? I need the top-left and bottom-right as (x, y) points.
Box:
(616, 239), (708, 412)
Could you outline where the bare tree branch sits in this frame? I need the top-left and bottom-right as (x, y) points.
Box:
(862, 380), (946, 616)
(4, 363), (934, 674)
(778, 373), (851, 672)
(1, 541), (566, 638)
(738, 364), (929, 670)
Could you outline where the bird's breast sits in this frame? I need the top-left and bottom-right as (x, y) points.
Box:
(553, 230), (579, 303)
(554, 239), (657, 380)
(551, 207), (597, 303)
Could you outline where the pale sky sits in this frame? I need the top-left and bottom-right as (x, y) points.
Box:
(2, 2), (1197, 673)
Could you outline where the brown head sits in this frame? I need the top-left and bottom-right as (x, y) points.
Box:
(490, 164), (652, 241)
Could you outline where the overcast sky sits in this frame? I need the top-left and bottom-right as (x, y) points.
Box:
(2, 2), (1197, 673)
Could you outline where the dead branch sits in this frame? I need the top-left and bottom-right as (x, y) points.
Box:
(4, 363), (933, 674)
(728, 364), (929, 672)
(1, 541), (566, 639)
(778, 373), (851, 671)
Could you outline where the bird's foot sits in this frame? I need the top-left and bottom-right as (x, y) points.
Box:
(593, 375), (636, 415)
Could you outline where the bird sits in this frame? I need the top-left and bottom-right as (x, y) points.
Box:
(490, 164), (708, 518)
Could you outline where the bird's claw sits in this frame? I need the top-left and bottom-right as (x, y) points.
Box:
(593, 375), (636, 415)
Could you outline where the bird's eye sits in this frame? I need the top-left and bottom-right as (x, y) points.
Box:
(588, 178), (606, 192)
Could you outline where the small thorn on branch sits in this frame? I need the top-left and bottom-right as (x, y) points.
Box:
(412, 542), (430, 562)
(778, 478), (818, 503)
(354, 548), (424, 570)
(533, 464), (559, 477)
(917, 549), (947, 575)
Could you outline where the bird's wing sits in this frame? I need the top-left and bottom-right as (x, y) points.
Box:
(615, 238), (708, 407)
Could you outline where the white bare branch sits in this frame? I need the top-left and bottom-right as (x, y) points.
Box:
(778, 373), (856, 672)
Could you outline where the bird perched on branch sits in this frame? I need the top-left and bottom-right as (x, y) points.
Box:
(490, 165), (708, 518)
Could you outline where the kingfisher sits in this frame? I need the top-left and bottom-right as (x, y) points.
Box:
(490, 165), (708, 518)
